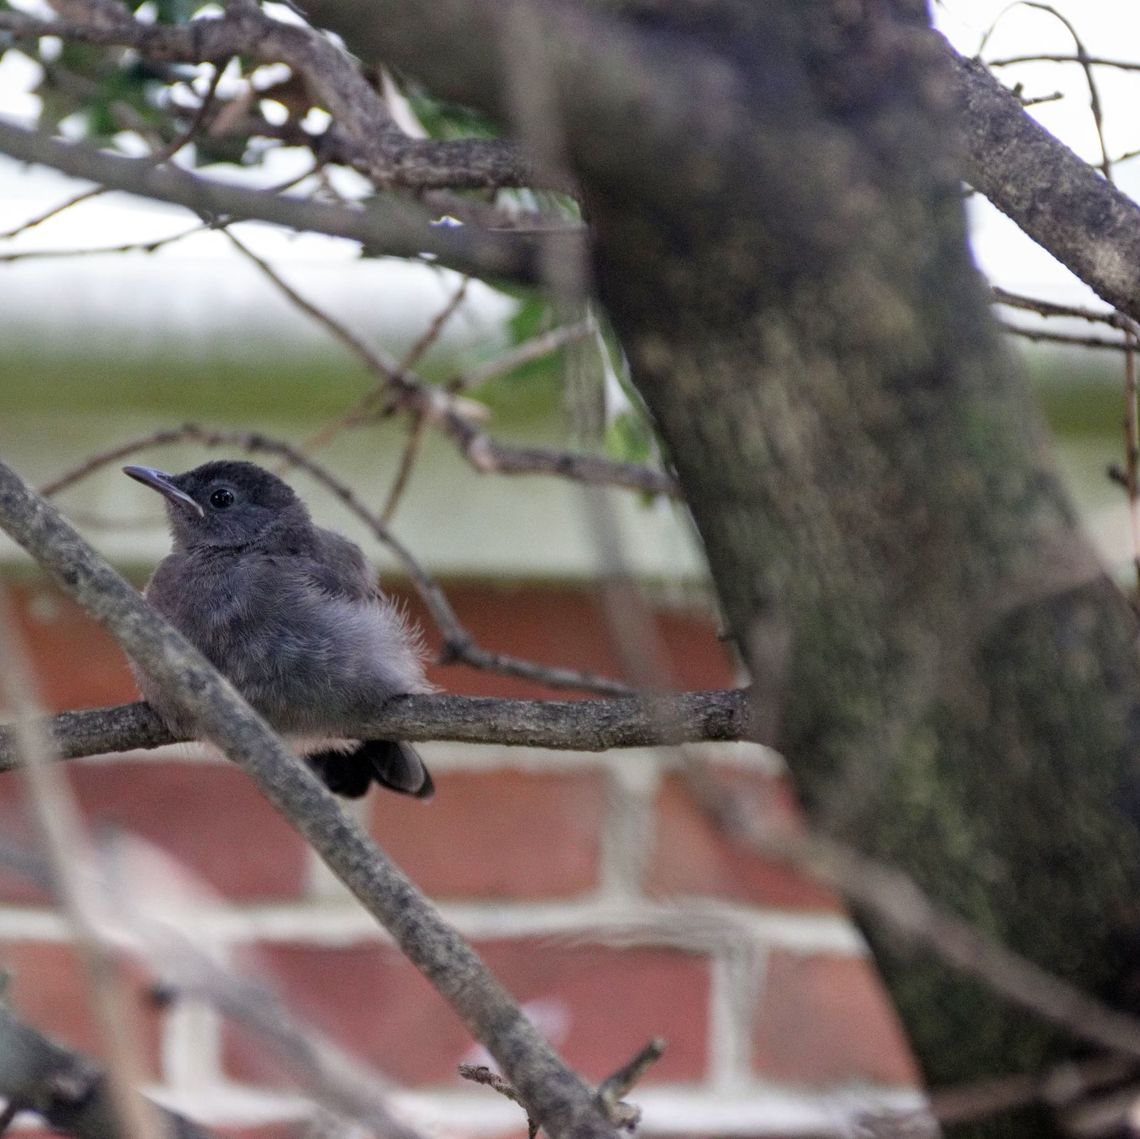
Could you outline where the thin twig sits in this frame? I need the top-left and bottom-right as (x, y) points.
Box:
(1016, 3), (1113, 182)
(380, 410), (428, 525)
(991, 286), (1140, 333)
(398, 276), (471, 371)
(594, 1038), (666, 1107)
(460, 1037), (663, 1139)
(149, 60), (227, 163)
(370, 276), (472, 516)
(460, 1064), (540, 1138)
(0, 186), (107, 241)
(445, 430), (678, 496)
(1000, 322), (1130, 351)
(986, 53), (1140, 72)
(221, 227), (403, 382)
(294, 294), (457, 456)
(0, 224), (208, 263)
(447, 320), (594, 392)
(1019, 90), (1063, 107)
(218, 231), (674, 497)
(0, 67), (222, 258)
(593, 1037), (665, 1129)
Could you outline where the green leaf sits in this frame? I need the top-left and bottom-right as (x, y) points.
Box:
(400, 80), (502, 140)
(605, 407), (655, 465)
(507, 293), (553, 346)
(132, 0), (204, 22)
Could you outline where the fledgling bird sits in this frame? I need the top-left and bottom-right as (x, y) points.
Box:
(123, 459), (434, 800)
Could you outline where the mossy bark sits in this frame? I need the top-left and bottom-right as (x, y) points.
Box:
(586, 5), (1140, 1132)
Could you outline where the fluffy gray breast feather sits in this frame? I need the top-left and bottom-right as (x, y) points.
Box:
(139, 531), (428, 735)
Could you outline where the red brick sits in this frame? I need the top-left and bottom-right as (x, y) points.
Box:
(1, 940), (163, 1076)
(752, 950), (920, 1086)
(648, 770), (842, 911)
(5, 580), (735, 708)
(370, 770), (605, 899)
(10, 584), (138, 711)
(74, 760), (308, 901)
(213, 1126), (309, 1139)
(224, 939), (710, 1088)
(0, 760), (308, 903)
(0, 779), (50, 903)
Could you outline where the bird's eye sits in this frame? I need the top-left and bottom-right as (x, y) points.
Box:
(209, 488), (235, 510)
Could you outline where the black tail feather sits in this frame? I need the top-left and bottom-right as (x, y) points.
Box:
(306, 740), (434, 800)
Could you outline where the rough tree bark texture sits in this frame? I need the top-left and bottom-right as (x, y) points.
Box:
(300, 1), (1140, 1134)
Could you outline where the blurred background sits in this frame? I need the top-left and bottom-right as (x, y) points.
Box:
(1, 2), (1138, 1137)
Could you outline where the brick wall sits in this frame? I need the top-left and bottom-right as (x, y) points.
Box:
(0, 580), (923, 1137)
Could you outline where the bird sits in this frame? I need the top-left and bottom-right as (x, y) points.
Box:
(123, 459), (434, 800)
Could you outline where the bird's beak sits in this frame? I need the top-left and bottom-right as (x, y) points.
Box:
(123, 465), (205, 518)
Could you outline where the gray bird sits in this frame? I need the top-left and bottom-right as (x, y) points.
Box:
(123, 459), (434, 800)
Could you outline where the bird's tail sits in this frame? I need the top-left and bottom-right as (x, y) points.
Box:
(306, 739), (434, 800)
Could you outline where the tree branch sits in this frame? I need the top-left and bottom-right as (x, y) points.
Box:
(0, 459), (619, 1139)
(0, 9), (538, 191)
(0, 119), (553, 284)
(945, 38), (1140, 324)
(0, 689), (759, 770)
(299, 0), (751, 215)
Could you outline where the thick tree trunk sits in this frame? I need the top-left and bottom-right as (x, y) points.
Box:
(585, 12), (1140, 1127)
(306, 1), (1140, 1132)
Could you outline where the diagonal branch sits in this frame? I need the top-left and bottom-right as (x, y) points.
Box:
(945, 39), (1140, 325)
(0, 458), (619, 1139)
(0, 119), (551, 284)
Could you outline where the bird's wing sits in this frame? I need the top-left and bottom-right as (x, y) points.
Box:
(304, 527), (380, 603)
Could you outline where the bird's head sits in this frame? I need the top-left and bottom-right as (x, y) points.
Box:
(124, 460), (309, 550)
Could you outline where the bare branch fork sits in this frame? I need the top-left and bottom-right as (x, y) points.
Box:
(211, 238), (677, 501)
(0, 8), (538, 192)
(0, 460), (621, 1139)
(460, 1037), (665, 1137)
